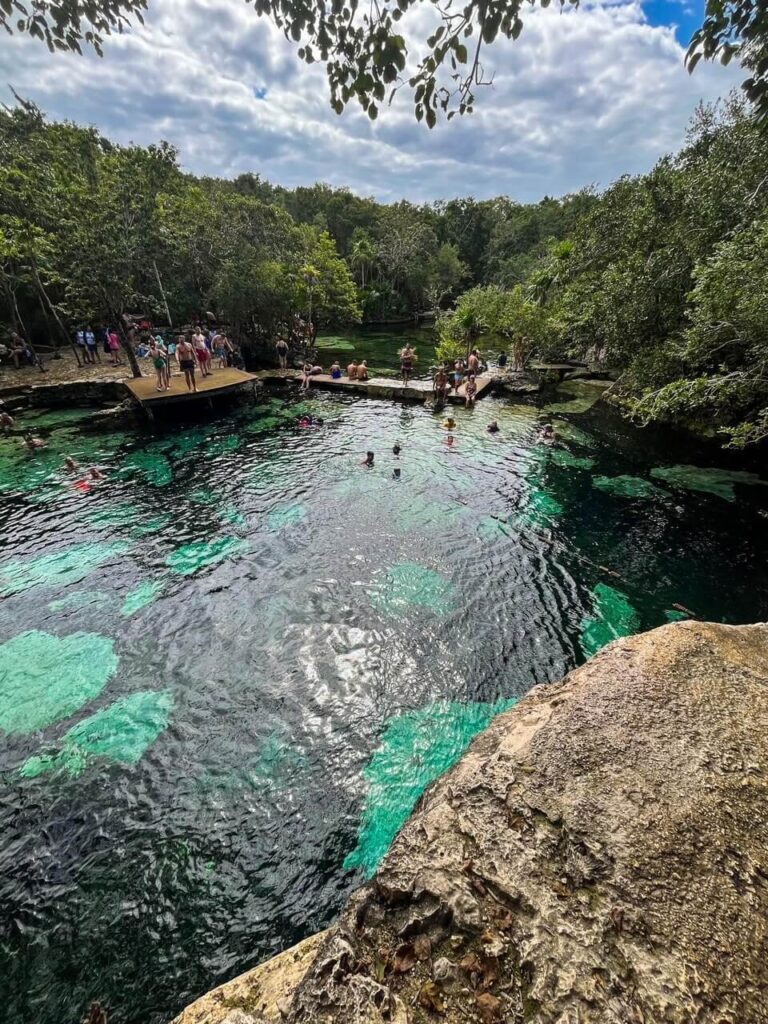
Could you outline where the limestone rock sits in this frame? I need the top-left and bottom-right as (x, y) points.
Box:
(174, 621), (768, 1024)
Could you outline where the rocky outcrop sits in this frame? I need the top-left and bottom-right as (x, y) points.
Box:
(174, 621), (768, 1024)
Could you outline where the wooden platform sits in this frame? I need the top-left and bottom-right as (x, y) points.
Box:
(123, 368), (258, 409)
(255, 370), (495, 403)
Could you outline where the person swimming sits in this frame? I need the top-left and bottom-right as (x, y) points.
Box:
(393, 443), (402, 456)
(24, 432), (46, 451)
(539, 423), (556, 443)
(362, 451), (374, 467)
(64, 456), (79, 472)
(393, 467), (401, 480)
(487, 421), (500, 434)
(443, 416), (456, 429)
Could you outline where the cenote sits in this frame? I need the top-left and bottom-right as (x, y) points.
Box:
(2, 372), (768, 1024)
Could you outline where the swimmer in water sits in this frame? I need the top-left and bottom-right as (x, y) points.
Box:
(24, 432), (47, 451)
(88, 467), (105, 481)
(362, 451), (374, 467)
(393, 467), (401, 480)
(539, 423), (557, 443)
(64, 456), (79, 472)
(393, 443), (402, 456)
(487, 421), (500, 434)
(443, 416), (456, 430)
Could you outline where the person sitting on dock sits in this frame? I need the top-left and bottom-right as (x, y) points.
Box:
(357, 360), (369, 381)
(465, 374), (478, 407)
(276, 337), (289, 370)
(347, 360), (358, 380)
(330, 360), (343, 380)
(301, 363), (323, 391)
(177, 335), (198, 393)
(400, 344), (416, 384)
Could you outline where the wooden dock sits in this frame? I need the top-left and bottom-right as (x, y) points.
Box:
(123, 368), (258, 411)
(255, 370), (495, 403)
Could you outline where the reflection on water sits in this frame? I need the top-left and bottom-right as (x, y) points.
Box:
(1, 384), (767, 1024)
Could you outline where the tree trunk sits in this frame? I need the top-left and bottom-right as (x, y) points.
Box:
(117, 319), (142, 378)
(31, 265), (81, 366)
(153, 260), (173, 327)
(10, 289), (45, 373)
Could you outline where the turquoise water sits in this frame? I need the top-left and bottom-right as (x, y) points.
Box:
(1, 383), (767, 1024)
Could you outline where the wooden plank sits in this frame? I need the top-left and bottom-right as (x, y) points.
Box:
(253, 369), (496, 403)
(124, 368), (257, 407)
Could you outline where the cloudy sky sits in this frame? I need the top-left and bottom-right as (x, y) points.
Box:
(0, 0), (741, 204)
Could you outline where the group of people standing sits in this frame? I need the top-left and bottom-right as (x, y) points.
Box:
(150, 327), (235, 393)
(76, 327), (123, 367)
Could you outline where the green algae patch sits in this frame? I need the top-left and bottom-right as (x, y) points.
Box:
(222, 504), (247, 527)
(650, 464), (768, 501)
(120, 450), (173, 487)
(518, 488), (564, 529)
(190, 488), (220, 506)
(20, 689), (174, 778)
(593, 475), (664, 500)
(167, 535), (249, 576)
(371, 562), (456, 617)
(551, 420), (597, 447)
(345, 697), (517, 876)
(121, 580), (166, 617)
(549, 449), (596, 471)
(544, 383), (604, 416)
(580, 583), (640, 658)
(665, 608), (690, 622)
(477, 515), (512, 542)
(49, 590), (109, 613)
(267, 502), (308, 532)
(0, 631), (119, 736)
(1, 541), (131, 597)
(132, 513), (173, 536)
(244, 415), (284, 435)
(207, 435), (241, 457)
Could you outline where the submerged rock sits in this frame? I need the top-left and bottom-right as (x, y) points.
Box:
(173, 621), (768, 1024)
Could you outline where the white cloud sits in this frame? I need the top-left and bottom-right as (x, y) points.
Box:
(0, 0), (742, 203)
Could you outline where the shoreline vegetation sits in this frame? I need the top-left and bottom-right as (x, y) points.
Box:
(2, 98), (768, 450)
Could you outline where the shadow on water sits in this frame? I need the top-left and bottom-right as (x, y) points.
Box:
(0, 373), (767, 1024)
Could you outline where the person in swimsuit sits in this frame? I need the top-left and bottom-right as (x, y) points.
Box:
(24, 432), (46, 450)
(347, 360), (358, 380)
(357, 360), (369, 381)
(400, 345), (415, 384)
(330, 361), (343, 379)
(453, 358), (465, 389)
(487, 420), (500, 434)
(107, 329), (122, 366)
(468, 349), (480, 375)
(194, 333), (211, 377)
(0, 409), (15, 435)
(64, 456), (79, 472)
(276, 337), (290, 369)
(465, 374), (478, 407)
(149, 339), (169, 391)
(443, 416), (456, 430)
(177, 335), (197, 393)
(433, 367), (449, 402)
(362, 451), (375, 467)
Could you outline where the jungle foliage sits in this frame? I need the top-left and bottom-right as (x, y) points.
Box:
(437, 98), (768, 447)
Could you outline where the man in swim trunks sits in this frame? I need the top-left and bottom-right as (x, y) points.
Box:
(347, 360), (358, 379)
(177, 335), (197, 393)
(400, 345), (415, 384)
(276, 337), (289, 369)
(357, 360), (369, 381)
(193, 332), (211, 377)
(468, 349), (480, 375)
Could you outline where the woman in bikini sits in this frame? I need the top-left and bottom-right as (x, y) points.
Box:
(465, 374), (478, 407)
(149, 339), (169, 391)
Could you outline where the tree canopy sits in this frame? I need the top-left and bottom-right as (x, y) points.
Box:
(1, 0), (765, 124)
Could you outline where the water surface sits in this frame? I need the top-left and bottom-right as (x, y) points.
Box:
(1, 384), (767, 1024)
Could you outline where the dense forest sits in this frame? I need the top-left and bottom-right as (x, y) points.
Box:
(1, 95), (767, 446)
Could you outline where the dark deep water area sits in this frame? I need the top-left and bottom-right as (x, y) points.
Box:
(1, 371), (768, 1024)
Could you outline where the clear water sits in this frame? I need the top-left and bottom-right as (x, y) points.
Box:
(1, 383), (768, 1024)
